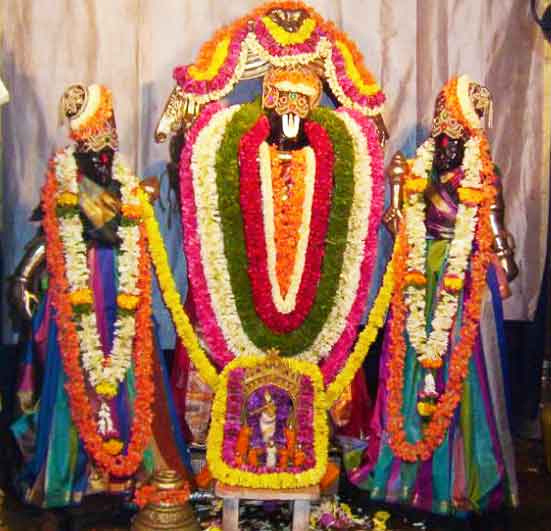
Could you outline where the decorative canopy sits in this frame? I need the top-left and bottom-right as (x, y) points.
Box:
(172, 1), (385, 116)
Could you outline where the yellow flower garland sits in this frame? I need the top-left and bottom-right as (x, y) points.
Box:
(335, 40), (380, 97)
(324, 254), (395, 407)
(206, 355), (329, 489)
(262, 16), (317, 46)
(189, 36), (231, 82)
(138, 190), (219, 390)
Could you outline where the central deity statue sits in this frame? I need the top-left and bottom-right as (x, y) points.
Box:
(150, 1), (391, 488)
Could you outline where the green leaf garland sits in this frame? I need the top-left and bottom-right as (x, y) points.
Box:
(214, 102), (356, 355)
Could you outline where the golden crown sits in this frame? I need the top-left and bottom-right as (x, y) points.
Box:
(242, 349), (303, 401)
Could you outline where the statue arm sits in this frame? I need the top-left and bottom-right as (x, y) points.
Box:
(489, 173), (519, 284)
(8, 232), (46, 321)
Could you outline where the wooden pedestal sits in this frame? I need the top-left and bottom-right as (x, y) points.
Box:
(214, 482), (320, 531)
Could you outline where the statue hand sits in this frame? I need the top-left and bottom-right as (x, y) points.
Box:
(498, 252), (519, 283)
(382, 206), (403, 236)
(493, 230), (519, 283)
(8, 277), (38, 320)
(140, 176), (161, 203)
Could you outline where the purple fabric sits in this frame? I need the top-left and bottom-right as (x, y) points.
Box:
(426, 170), (462, 240)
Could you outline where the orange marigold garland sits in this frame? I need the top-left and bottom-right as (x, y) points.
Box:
(42, 158), (155, 477)
(387, 205), (494, 462)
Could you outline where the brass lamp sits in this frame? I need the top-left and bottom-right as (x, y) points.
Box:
(131, 470), (200, 531)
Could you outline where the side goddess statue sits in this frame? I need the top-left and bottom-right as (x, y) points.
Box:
(350, 76), (518, 515)
(8, 84), (191, 508)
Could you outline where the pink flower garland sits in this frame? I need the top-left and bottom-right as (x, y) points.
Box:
(330, 46), (386, 109)
(238, 116), (334, 333)
(179, 102), (235, 368)
(320, 109), (384, 386)
(173, 27), (248, 97)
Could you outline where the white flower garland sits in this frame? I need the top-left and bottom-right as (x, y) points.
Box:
(54, 147), (142, 393)
(403, 137), (482, 370)
(245, 33), (332, 70)
(259, 142), (316, 314)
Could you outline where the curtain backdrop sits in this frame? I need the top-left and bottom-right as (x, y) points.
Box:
(1, 0), (549, 343)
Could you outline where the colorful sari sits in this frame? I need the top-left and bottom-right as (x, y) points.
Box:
(11, 239), (192, 508)
(343, 170), (517, 515)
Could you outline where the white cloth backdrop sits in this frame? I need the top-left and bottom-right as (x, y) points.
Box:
(1, 0), (549, 343)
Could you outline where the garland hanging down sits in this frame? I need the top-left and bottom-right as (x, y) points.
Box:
(177, 101), (384, 371)
(386, 76), (498, 462)
(42, 147), (154, 477)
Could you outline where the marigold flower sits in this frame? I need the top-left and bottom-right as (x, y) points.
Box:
(70, 288), (93, 306)
(443, 274), (464, 293)
(95, 381), (118, 399)
(117, 293), (140, 311)
(417, 401), (437, 417)
(103, 438), (124, 456)
(121, 203), (143, 220)
(404, 177), (428, 195)
(457, 186), (486, 205)
(405, 270), (427, 288)
(57, 191), (79, 207)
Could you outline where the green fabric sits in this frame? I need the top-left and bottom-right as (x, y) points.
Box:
(126, 363), (154, 474)
(44, 371), (80, 507)
(215, 102), (356, 354)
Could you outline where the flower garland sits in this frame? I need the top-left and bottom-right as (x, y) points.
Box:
(173, 26), (249, 105)
(317, 107), (384, 381)
(138, 187), (220, 388)
(171, 1), (385, 115)
(259, 142), (315, 311)
(323, 252), (394, 406)
(42, 153), (155, 475)
(404, 137), (482, 373)
(238, 114), (334, 333)
(54, 148), (142, 399)
(206, 355), (328, 489)
(179, 102), (383, 366)
(386, 79), (498, 461)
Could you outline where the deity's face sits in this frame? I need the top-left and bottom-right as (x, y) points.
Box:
(433, 134), (465, 174)
(263, 66), (322, 149)
(74, 147), (115, 185)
